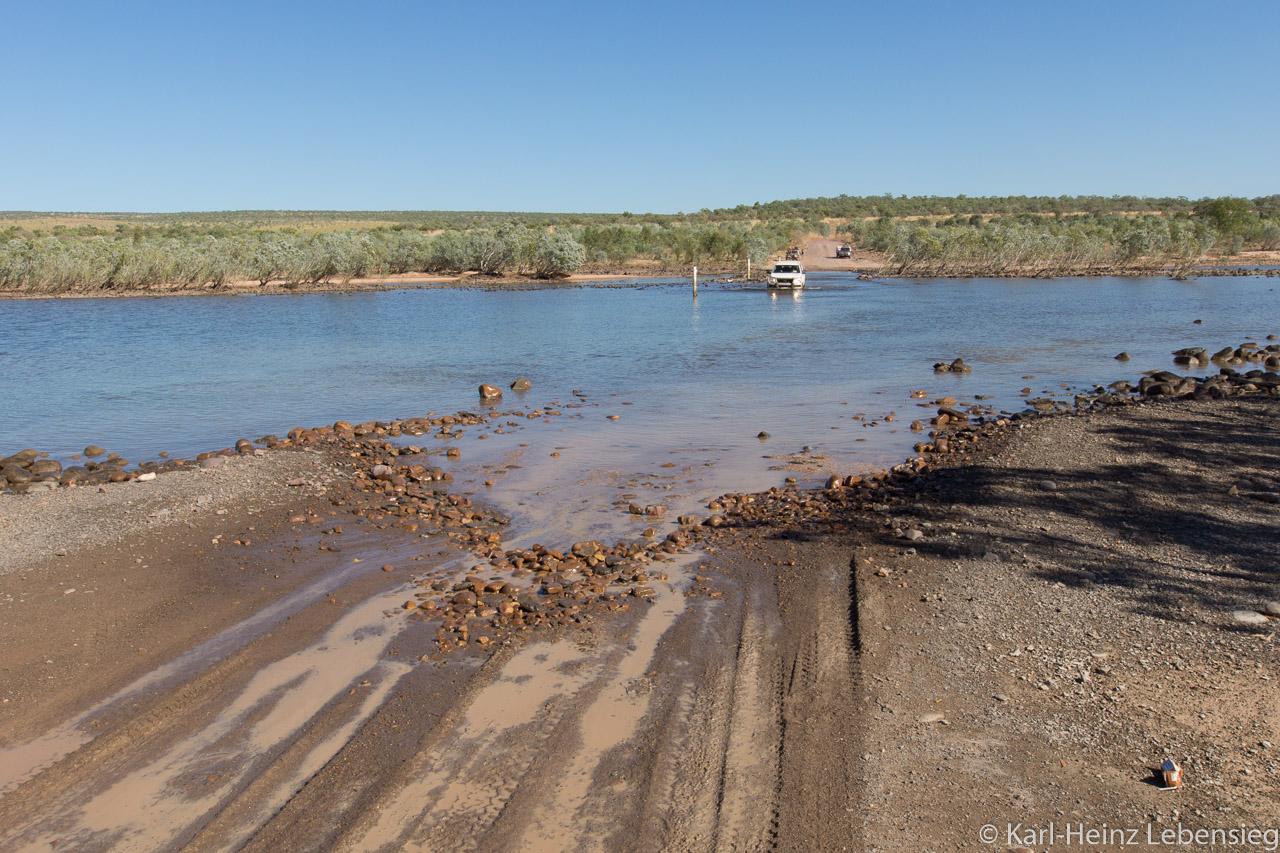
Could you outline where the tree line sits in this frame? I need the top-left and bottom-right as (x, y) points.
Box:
(2, 195), (1276, 291)
(844, 205), (1280, 277)
(0, 220), (815, 292)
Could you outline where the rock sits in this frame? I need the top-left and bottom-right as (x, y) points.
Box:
(981, 551), (1001, 562)
(478, 384), (503, 400)
(200, 456), (226, 470)
(451, 590), (478, 607)
(826, 475), (843, 489)
(517, 593), (545, 613)
(235, 439), (253, 453)
(29, 459), (62, 477)
(2, 465), (34, 485)
(1038, 480), (1058, 490)
(1114, 352), (1130, 361)
(571, 540), (604, 558)
(1232, 610), (1270, 626)
(644, 505), (666, 517)
(371, 464), (394, 481)
(933, 358), (972, 374)
(84, 445), (106, 457)
(510, 376), (531, 392)
(59, 465), (89, 484)
(918, 712), (946, 724)
(382, 564), (396, 572)
(2, 449), (39, 467)
(757, 431), (770, 440)
(136, 472), (157, 482)
(1263, 601), (1280, 617)
(903, 529), (924, 542)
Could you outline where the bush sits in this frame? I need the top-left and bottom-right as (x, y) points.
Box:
(529, 233), (586, 278)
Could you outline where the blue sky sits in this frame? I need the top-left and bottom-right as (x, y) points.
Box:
(1, 0), (1276, 212)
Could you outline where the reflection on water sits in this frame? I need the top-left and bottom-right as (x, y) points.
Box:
(2, 274), (1276, 477)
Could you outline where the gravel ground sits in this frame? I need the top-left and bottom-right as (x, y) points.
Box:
(0, 449), (345, 575)
(855, 396), (1280, 851)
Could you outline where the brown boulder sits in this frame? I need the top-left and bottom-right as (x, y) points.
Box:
(29, 459), (62, 477)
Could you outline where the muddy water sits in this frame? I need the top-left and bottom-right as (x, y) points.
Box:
(347, 555), (696, 853)
(0, 530), (430, 795)
(6, 583), (418, 851)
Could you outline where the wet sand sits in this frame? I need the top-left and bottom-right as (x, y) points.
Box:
(1, 388), (1278, 850)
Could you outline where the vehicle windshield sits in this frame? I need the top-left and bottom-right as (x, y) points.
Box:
(773, 264), (800, 273)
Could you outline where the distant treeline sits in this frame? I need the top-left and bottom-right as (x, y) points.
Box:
(711, 193), (1280, 221)
(0, 220), (816, 292)
(844, 199), (1280, 276)
(1, 195), (1277, 291)
(7, 194), (1279, 235)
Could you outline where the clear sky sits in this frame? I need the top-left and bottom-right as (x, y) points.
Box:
(1, 0), (1276, 213)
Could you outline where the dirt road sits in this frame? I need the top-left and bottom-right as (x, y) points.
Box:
(3, 394), (1278, 851)
(799, 238), (881, 272)
(0, 451), (862, 851)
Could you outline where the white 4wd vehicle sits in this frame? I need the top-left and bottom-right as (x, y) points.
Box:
(768, 261), (805, 289)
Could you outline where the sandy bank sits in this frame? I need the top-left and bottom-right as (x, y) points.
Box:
(0, 263), (752, 301)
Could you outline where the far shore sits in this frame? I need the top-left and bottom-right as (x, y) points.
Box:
(2, 242), (1278, 300)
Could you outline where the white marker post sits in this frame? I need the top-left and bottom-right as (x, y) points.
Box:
(747, 257), (751, 281)
(692, 265), (698, 297)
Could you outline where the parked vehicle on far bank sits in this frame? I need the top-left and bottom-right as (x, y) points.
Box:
(768, 261), (805, 289)
(836, 244), (852, 259)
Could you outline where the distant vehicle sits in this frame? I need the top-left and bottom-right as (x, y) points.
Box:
(768, 261), (805, 289)
(784, 246), (801, 261)
(836, 244), (852, 259)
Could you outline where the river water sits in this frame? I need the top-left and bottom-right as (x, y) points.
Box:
(2, 273), (1277, 523)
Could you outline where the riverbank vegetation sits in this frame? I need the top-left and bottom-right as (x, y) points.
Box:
(1, 195), (1276, 293)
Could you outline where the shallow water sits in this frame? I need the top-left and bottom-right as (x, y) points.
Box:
(2, 273), (1276, 489)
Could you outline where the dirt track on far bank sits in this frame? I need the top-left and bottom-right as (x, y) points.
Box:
(2, 395), (1279, 851)
(800, 238), (882, 272)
